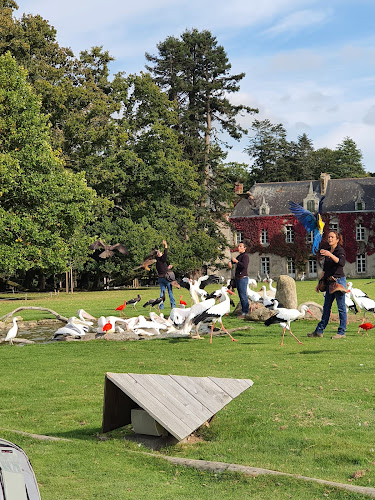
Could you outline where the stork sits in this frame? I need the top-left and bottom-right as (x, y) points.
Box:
(192, 287), (237, 343)
(348, 282), (375, 321)
(264, 301), (313, 345)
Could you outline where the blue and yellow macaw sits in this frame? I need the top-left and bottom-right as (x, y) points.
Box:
(288, 197), (325, 255)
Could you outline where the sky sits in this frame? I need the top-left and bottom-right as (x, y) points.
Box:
(17, 0), (375, 173)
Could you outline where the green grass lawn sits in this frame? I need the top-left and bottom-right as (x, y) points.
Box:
(0, 280), (375, 499)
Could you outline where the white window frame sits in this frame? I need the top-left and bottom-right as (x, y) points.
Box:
(260, 228), (268, 245)
(287, 257), (295, 277)
(356, 223), (365, 242)
(356, 254), (366, 274)
(308, 258), (317, 276)
(261, 257), (270, 276)
(285, 225), (294, 243)
(235, 231), (243, 244)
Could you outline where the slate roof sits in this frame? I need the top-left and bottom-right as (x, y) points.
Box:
(230, 177), (375, 218)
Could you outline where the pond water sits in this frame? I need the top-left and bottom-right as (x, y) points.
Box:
(15, 324), (57, 344)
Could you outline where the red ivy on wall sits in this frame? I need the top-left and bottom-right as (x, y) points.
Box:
(230, 212), (375, 266)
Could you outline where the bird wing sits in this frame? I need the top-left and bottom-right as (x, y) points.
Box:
(109, 243), (129, 255)
(312, 231), (323, 255)
(99, 249), (113, 259)
(89, 239), (106, 251)
(289, 201), (317, 232)
(198, 275), (220, 289)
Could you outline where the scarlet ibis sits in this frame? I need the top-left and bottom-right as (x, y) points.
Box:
(289, 196), (325, 254)
(5, 318), (18, 345)
(126, 294), (141, 309)
(357, 322), (375, 336)
(179, 295), (187, 307)
(102, 321), (113, 340)
(192, 287), (237, 343)
(264, 301), (313, 345)
(115, 301), (127, 316)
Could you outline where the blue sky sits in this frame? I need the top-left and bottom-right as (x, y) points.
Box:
(18, 0), (375, 173)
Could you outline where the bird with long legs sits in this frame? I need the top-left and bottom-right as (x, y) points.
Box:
(348, 282), (375, 322)
(115, 300), (127, 316)
(264, 301), (313, 345)
(143, 290), (166, 310)
(192, 286), (237, 343)
(357, 322), (375, 336)
(126, 294), (141, 309)
(5, 317), (19, 345)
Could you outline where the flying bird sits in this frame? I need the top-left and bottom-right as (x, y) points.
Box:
(133, 248), (158, 271)
(90, 239), (128, 259)
(289, 196), (325, 254)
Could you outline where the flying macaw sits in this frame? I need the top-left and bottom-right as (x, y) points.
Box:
(288, 197), (325, 255)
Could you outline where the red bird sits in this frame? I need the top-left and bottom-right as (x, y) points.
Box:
(115, 301), (127, 316)
(179, 295), (187, 308)
(357, 322), (375, 336)
(102, 321), (113, 340)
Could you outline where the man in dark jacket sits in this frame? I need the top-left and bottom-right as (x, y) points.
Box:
(156, 240), (176, 309)
(229, 242), (249, 317)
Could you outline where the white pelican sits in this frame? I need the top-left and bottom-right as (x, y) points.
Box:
(5, 317), (18, 345)
(264, 301), (313, 345)
(77, 309), (96, 326)
(53, 317), (89, 340)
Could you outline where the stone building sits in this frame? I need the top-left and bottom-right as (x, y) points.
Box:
(229, 173), (375, 280)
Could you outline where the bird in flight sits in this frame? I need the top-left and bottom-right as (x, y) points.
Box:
(289, 196), (325, 255)
(133, 248), (158, 271)
(89, 239), (128, 259)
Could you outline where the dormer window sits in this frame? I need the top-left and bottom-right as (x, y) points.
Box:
(306, 200), (315, 212)
(355, 196), (365, 211)
(259, 196), (270, 215)
(303, 182), (319, 212)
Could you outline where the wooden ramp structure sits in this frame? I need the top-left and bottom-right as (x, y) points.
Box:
(102, 372), (253, 441)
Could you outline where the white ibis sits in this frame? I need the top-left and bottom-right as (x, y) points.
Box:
(5, 317), (18, 345)
(126, 294), (141, 309)
(192, 287), (237, 343)
(264, 301), (313, 345)
(53, 317), (89, 340)
(348, 282), (375, 321)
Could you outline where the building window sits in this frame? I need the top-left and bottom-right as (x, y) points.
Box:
(261, 257), (270, 276)
(356, 254), (366, 274)
(287, 257), (295, 277)
(235, 231), (243, 244)
(260, 228), (268, 245)
(355, 200), (365, 211)
(308, 258), (317, 276)
(306, 231), (314, 243)
(356, 223), (365, 241)
(329, 222), (338, 232)
(285, 226), (294, 243)
(260, 207), (266, 215)
(307, 200), (315, 212)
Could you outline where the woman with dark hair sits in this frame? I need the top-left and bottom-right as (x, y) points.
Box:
(308, 230), (347, 339)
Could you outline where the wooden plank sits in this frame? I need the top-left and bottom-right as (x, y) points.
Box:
(149, 374), (213, 422)
(170, 375), (232, 414)
(107, 373), (191, 440)
(129, 374), (203, 431)
(208, 377), (253, 399)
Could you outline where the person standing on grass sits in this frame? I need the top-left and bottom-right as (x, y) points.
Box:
(155, 240), (176, 310)
(308, 230), (347, 339)
(228, 242), (249, 317)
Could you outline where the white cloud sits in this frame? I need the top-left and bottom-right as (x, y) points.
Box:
(263, 8), (332, 38)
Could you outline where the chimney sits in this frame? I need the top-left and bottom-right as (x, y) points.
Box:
(234, 182), (243, 195)
(320, 172), (331, 195)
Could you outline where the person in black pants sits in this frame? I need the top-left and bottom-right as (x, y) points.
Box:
(228, 242), (249, 317)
